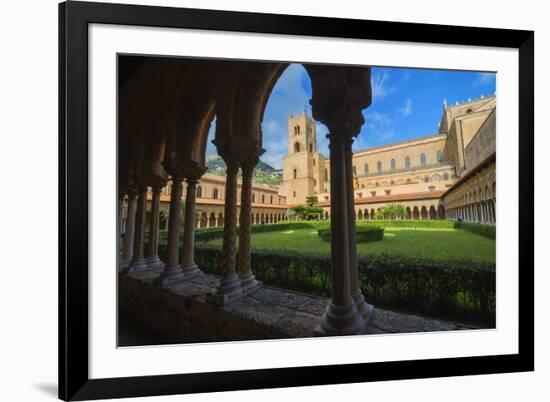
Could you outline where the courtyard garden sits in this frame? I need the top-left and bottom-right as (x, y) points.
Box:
(157, 220), (496, 326)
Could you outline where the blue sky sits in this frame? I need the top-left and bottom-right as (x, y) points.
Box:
(206, 65), (496, 169)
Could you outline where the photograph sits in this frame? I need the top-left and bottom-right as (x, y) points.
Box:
(117, 55), (497, 346)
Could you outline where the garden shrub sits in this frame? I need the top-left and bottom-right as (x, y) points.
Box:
(318, 226), (384, 243)
(453, 221), (496, 239)
(178, 245), (495, 325)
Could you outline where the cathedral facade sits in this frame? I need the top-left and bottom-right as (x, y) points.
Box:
(280, 95), (496, 222)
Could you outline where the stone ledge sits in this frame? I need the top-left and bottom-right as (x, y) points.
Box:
(119, 270), (461, 346)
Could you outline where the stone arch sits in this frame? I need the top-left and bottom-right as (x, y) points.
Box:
(420, 206), (428, 220)
(406, 206), (412, 220)
(209, 212), (216, 227)
(357, 209), (363, 220)
(429, 206), (437, 220)
(412, 206), (420, 220)
(217, 212), (224, 227)
(200, 212), (207, 228)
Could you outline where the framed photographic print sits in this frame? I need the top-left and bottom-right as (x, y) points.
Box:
(59, 1), (534, 400)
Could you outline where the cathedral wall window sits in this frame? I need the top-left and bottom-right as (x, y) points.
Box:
(420, 153), (427, 166)
(405, 156), (411, 168)
(377, 161), (382, 172)
(391, 159), (396, 170)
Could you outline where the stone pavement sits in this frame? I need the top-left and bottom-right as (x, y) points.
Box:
(119, 269), (469, 346)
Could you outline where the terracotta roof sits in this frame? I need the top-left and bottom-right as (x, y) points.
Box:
(150, 194), (288, 209)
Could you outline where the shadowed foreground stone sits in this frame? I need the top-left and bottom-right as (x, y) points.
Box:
(119, 270), (462, 346)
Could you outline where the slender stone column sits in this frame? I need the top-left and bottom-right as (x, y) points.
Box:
(210, 158), (243, 305)
(180, 168), (204, 278)
(126, 185), (149, 273)
(156, 175), (185, 287)
(238, 156), (262, 292)
(344, 137), (372, 321)
(121, 189), (138, 266)
(315, 134), (364, 336)
(146, 182), (165, 270)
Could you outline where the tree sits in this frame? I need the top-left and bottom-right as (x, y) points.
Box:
(290, 203), (323, 220)
(377, 203), (406, 220)
(305, 195), (318, 207)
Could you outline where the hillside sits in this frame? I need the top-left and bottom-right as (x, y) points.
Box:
(205, 156), (283, 186)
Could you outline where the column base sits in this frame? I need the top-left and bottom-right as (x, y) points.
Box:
(181, 263), (202, 278)
(313, 300), (366, 336)
(208, 274), (244, 306)
(147, 256), (165, 270)
(352, 289), (374, 321)
(155, 266), (185, 287)
(124, 257), (149, 274)
(239, 273), (262, 293)
(120, 254), (132, 267)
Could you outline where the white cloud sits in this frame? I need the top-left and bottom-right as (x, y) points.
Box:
(366, 111), (391, 126)
(473, 72), (495, 87)
(371, 71), (394, 99)
(398, 99), (413, 117)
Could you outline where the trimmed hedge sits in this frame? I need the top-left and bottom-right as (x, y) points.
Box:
(194, 221), (317, 242)
(185, 246), (495, 325)
(318, 226), (384, 243)
(454, 221), (496, 239)
(357, 220), (456, 229)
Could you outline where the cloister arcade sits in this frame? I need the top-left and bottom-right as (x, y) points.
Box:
(443, 160), (496, 224)
(118, 56), (374, 336)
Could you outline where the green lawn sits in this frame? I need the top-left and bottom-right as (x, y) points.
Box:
(199, 227), (496, 263)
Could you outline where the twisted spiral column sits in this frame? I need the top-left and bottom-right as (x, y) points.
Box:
(155, 175), (185, 287)
(212, 159), (243, 304)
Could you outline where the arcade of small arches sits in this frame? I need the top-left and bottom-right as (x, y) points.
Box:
(444, 163), (496, 224)
(194, 210), (288, 229)
(314, 201), (446, 221)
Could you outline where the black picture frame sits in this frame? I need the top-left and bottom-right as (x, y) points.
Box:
(59, 1), (534, 400)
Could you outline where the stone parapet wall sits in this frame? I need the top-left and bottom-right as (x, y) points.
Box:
(119, 270), (462, 347)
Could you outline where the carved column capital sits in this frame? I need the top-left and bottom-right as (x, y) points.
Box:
(161, 158), (186, 180)
(184, 161), (207, 184)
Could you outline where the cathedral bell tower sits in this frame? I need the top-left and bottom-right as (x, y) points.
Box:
(279, 110), (325, 205)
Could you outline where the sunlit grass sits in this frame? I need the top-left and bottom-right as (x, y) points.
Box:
(200, 226), (496, 263)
